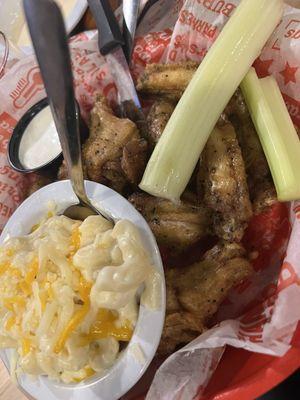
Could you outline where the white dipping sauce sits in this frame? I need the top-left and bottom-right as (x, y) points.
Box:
(19, 106), (61, 169)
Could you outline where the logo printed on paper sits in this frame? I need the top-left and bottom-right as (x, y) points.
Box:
(277, 261), (300, 292)
(271, 18), (300, 51)
(284, 19), (300, 40)
(280, 62), (299, 86)
(10, 67), (44, 109)
(238, 298), (274, 343)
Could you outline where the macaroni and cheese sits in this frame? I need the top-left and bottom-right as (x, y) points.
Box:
(0, 214), (160, 383)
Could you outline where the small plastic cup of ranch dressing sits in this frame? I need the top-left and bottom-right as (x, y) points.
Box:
(8, 97), (87, 174)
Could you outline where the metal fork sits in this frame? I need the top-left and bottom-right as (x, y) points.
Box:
(23, 0), (113, 222)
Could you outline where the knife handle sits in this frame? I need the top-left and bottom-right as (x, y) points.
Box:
(87, 0), (124, 55)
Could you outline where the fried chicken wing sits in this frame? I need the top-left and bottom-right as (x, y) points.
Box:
(137, 62), (198, 100)
(57, 96), (148, 193)
(198, 123), (252, 242)
(71, 96), (147, 193)
(158, 312), (205, 355)
(146, 99), (175, 148)
(159, 242), (252, 354)
(129, 192), (211, 251)
(226, 90), (277, 213)
(176, 247), (251, 317)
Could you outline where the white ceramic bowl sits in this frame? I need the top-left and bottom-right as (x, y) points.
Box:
(0, 180), (166, 400)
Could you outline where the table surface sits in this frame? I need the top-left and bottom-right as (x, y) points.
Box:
(0, 364), (27, 400)
(1, 0), (299, 399)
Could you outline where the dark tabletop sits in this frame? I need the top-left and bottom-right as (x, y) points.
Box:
(257, 369), (300, 400)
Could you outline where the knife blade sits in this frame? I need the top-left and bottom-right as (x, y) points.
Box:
(87, 0), (142, 112)
(122, 0), (140, 63)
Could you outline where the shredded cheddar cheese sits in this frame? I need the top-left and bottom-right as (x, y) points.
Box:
(79, 309), (133, 346)
(5, 315), (16, 331)
(69, 227), (81, 257)
(54, 276), (92, 354)
(21, 338), (32, 356)
(3, 296), (25, 312)
(0, 262), (10, 276)
(73, 366), (95, 383)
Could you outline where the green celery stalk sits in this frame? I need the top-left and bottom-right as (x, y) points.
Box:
(241, 69), (300, 201)
(139, 0), (283, 202)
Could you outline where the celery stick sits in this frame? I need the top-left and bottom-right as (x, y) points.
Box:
(241, 69), (300, 201)
(139, 0), (283, 201)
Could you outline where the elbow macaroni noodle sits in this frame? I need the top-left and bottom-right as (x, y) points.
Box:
(0, 214), (160, 383)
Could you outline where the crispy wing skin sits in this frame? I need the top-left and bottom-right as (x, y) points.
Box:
(226, 90), (277, 213)
(121, 138), (148, 184)
(159, 242), (252, 354)
(175, 249), (252, 317)
(146, 99), (175, 148)
(158, 312), (206, 355)
(198, 123), (252, 242)
(82, 96), (147, 193)
(137, 62), (198, 100)
(129, 192), (211, 251)
(57, 96), (148, 193)
(203, 241), (246, 262)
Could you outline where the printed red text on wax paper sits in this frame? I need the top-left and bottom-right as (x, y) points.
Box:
(278, 261), (300, 291)
(271, 18), (300, 51)
(294, 202), (300, 219)
(195, 0), (236, 17)
(0, 112), (17, 153)
(178, 10), (218, 38)
(0, 202), (13, 218)
(133, 29), (172, 67)
(0, 182), (22, 203)
(238, 300), (274, 343)
(168, 32), (208, 61)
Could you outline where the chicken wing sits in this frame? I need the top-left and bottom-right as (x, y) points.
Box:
(129, 192), (212, 251)
(158, 242), (252, 354)
(137, 61), (198, 100)
(175, 244), (251, 317)
(57, 96), (148, 194)
(146, 99), (175, 148)
(226, 90), (277, 213)
(198, 123), (252, 242)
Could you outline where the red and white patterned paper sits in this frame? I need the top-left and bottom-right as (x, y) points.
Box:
(0, 1), (299, 399)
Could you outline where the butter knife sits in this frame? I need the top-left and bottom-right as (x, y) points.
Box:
(87, 0), (142, 113)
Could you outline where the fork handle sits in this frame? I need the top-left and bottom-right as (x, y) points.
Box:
(23, 0), (89, 204)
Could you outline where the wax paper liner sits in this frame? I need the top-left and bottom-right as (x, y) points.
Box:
(0, 1), (299, 399)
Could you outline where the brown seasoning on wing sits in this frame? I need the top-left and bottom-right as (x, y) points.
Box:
(198, 123), (253, 242)
(58, 95), (148, 194)
(226, 90), (277, 214)
(146, 99), (176, 148)
(129, 192), (212, 251)
(137, 61), (198, 100)
(158, 242), (252, 354)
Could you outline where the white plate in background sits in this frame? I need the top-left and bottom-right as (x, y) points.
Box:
(0, 0), (87, 51)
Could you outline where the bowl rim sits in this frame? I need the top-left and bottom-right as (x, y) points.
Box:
(7, 97), (63, 173)
(0, 180), (166, 400)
